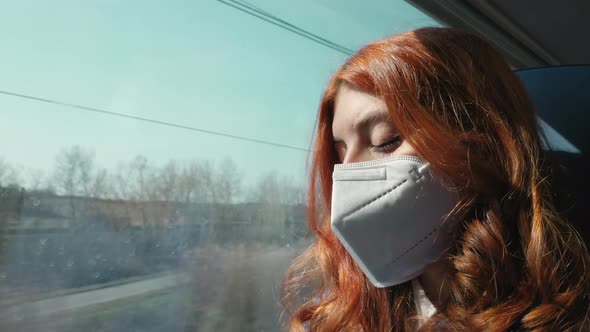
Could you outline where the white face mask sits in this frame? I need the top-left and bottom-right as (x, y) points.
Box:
(330, 155), (459, 288)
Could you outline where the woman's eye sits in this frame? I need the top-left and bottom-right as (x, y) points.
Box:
(373, 135), (402, 153)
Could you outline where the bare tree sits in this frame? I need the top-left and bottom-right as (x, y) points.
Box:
(24, 168), (50, 193)
(249, 172), (305, 206)
(0, 159), (23, 226)
(176, 160), (215, 204)
(112, 163), (132, 200)
(91, 168), (110, 199)
(198, 160), (216, 204)
(51, 146), (115, 221)
(112, 155), (157, 201)
(214, 157), (241, 204)
(154, 160), (179, 202)
(0, 158), (19, 188)
(51, 146), (96, 197)
(129, 155), (153, 200)
(112, 157), (217, 203)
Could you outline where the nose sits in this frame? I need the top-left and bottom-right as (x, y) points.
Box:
(341, 147), (371, 165)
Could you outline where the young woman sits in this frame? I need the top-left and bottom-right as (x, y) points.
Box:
(282, 27), (590, 331)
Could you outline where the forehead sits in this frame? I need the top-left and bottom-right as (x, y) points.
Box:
(332, 85), (389, 137)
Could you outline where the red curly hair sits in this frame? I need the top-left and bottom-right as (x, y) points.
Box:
(281, 27), (590, 331)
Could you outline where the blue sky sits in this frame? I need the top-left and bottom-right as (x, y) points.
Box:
(0, 0), (438, 186)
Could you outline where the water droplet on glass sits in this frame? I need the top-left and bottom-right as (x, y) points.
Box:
(154, 243), (160, 248)
(49, 262), (55, 268)
(31, 197), (41, 206)
(95, 254), (102, 260)
(66, 259), (75, 268)
(0, 272), (7, 279)
(39, 238), (48, 246)
(95, 272), (101, 279)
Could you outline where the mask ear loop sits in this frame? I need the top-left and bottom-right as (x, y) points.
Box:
(418, 163), (430, 173)
(410, 163), (430, 182)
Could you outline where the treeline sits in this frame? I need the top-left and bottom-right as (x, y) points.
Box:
(1, 146), (310, 240)
(0, 146), (310, 291)
(1, 146), (306, 205)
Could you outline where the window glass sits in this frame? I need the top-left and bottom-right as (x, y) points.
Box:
(0, 1), (437, 331)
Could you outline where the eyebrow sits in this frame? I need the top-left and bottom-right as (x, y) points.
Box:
(353, 108), (391, 131)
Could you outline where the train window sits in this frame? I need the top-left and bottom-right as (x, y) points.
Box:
(0, 1), (437, 331)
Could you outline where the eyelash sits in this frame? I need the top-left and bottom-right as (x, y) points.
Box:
(373, 135), (402, 153)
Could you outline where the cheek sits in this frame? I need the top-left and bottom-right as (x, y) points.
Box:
(392, 140), (419, 157)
